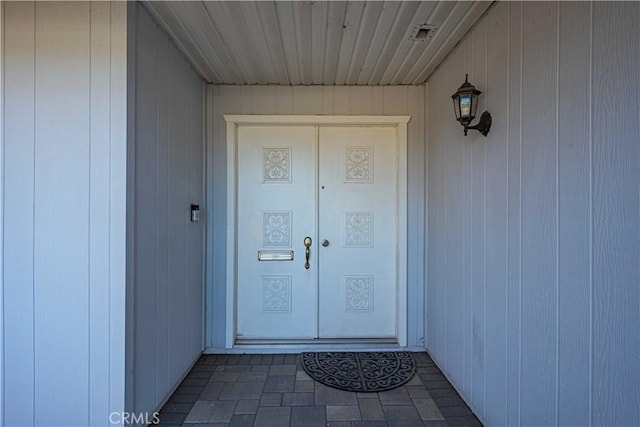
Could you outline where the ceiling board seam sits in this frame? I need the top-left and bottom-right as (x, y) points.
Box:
(397, 0), (467, 84)
(323, 1), (347, 85)
(288, 2), (304, 84)
(217, 2), (263, 84)
(200, 2), (248, 84)
(184, 1), (236, 83)
(335, 1), (366, 85)
(381, 1), (443, 85)
(275, 2), (300, 85)
(387, 1), (442, 84)
(366, 1), (407, 85)
(346, 2), (385, 85)
(366, 1), (419, 85)
(260, 1), (291, 85)
(334, 1), (350, 85)
(311, 1), (328, 85)
(355, 0), (401, 85)
(242, 1), (280, 84)
(142, 1), (215, 83)
(293, 2), (312, 84)
(420, 1), (498, 84)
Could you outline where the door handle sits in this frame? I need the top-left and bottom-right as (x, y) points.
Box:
(303, 237), (312, 269)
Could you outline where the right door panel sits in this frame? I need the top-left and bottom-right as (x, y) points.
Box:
(318, 126), (398, 338)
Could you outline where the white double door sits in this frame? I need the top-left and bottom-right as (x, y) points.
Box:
(236, 124), (398, 340)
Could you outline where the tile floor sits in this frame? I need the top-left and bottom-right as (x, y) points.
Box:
(157, 352), (483, 427)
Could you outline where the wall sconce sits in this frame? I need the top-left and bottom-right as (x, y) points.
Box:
(451, 74), (491, 137)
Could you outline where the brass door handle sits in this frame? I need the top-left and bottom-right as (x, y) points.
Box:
(303, 237), (312, 269)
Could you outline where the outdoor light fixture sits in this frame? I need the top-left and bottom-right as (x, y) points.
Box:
(451, 74), (491, 137)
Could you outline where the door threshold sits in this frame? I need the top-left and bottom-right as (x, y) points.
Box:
(236, 337), (397, 346)
(229, 337), (401, 353)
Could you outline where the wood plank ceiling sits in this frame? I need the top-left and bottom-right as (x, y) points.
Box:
(144, 1), (493, 86)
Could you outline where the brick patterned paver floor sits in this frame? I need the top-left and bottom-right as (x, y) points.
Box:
(157, 352), (483, 427)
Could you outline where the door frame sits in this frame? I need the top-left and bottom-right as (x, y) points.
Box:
(224, 115), (410, 349)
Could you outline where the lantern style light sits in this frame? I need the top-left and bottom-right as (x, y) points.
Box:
(451, 74), (491, 137)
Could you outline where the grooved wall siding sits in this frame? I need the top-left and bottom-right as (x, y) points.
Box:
(128, 3), (205, 416)
(425, 2), (640, 426)
(207, 85), (425, 349)
(2, 2), (127, 425)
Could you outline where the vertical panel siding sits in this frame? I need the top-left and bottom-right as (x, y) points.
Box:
(190, 68), (205, 360)
(0, 2), (3, 420)
(167, 35), (190, 388)
(207, 84), (426, 349)
(519, 3), (558, 424)
(134, 5), (159, 414)
(3, 2), (36, 424)
(89, 3), (117, 423)
(425, 1), (640, 426)
(426, 70), (441, 358)
(109, 3), (128, 411)
(483, 3), (509, 424)
(2, 2), (128, 424)
(470, 18), (487, 416)
(557, 3), (591, 425)
(34, 4), (91, 420)
(461, 36), (474, 398)
(591, 3), (640, 425)
(155, 24), (170, 406)
(130, 3), (206, 416)
(444, 45), (465, 387)
(505, 3), (523, 424)
(407, 84), (426, 347)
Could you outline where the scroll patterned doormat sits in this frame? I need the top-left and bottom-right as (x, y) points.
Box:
(301, 351), (416, 392)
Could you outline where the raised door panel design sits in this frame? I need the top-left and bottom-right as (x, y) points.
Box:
(262, 275), (291, 312)
(345, 211), (374, 247)
(345, 147), (374, 182)
(263, 211), (292, 247)
(345, 275), (374, 312)
(263, 147), (291, 182)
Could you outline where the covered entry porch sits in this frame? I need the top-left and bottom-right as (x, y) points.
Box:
(1, 1), (638, 426)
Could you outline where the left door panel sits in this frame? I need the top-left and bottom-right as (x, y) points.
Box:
(236, 126), (317, 339)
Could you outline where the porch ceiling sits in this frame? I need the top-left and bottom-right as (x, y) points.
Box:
(143, 1), (493, 85)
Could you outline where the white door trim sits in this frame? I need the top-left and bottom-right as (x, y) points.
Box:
(225, 115), (410, 349)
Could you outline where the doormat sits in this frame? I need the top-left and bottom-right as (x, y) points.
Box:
(301, 351), (415, 392)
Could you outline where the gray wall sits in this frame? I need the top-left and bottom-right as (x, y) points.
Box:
(2, 2), (127, 425)
(207, 85), (426, 349)
(127, 3), (205, 416)
(425, 1), (640, 426)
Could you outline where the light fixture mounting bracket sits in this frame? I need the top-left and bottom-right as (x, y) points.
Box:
(464, 111), (492, 137)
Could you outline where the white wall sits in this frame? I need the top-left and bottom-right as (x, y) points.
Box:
(2, 2), (127, 425)
(126, 2), (206, 416)
(207, 85), (426, 349)
(425, 2), (640, 426)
